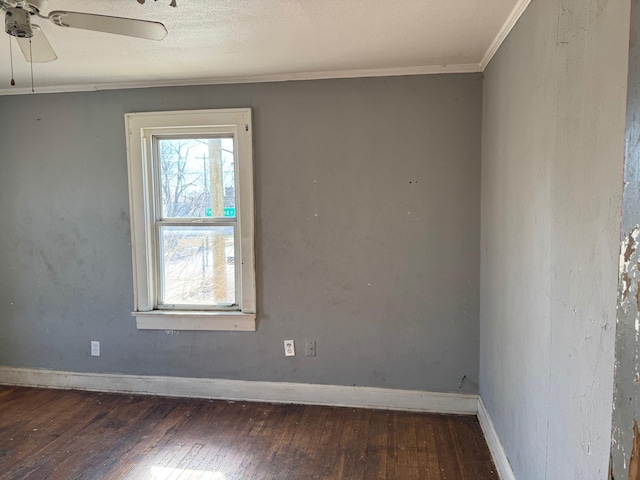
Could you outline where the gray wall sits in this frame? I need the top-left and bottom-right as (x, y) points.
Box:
(612, 0), (640, 477)
(0, 75), (482, 394)
(480, 0), (629, 478)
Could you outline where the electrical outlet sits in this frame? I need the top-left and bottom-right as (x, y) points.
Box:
(91, 341), (100, 357)
(305, 341), (316, 357)
(284, 340), (295, 357)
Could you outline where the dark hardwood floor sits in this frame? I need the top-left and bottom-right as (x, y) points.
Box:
(0, 386), (497, 479)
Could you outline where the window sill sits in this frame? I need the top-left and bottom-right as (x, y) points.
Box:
(132, 311), (256, 331)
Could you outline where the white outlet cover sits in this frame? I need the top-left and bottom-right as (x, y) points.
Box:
(91, 341), (100, 357)
(284, 340), (295, 357)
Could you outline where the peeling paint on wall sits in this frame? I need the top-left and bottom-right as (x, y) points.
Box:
(619, 228), (640, 311)
(630, 420), (640, 480)
(624, 229), (638, 263)
(610, 450), (614, 479)
(613, 225), (640, 478)
(624, 272), (632, 300)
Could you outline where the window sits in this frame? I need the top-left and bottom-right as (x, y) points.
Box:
(125, 109), (255, 331)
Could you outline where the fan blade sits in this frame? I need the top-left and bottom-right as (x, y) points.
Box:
(47, 11), (167, 41)
(16, 25), (58, 63)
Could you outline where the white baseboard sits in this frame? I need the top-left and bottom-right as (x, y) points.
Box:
(0, 366), (478, 415)
(477, 397), (517, 480)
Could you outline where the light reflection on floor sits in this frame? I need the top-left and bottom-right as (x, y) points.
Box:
(149, 466), (228, 479)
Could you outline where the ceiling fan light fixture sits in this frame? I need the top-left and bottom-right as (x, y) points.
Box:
(136, 0), (177, 6)
(5, 7), (33, 38)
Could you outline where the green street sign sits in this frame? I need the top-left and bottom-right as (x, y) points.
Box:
(206, 208), (212, 217)
(224, 207), (236, 217)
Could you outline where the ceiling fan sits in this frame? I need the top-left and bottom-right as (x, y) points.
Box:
(1, 0), (167, 64)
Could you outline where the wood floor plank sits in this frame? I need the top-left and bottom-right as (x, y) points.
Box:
(362, 410), (389, 479)
(210, 403), (263, 478)
(49, 395), (162, 479)
(108, 397), (188, 478)
(328, 407), (355, 479)
(398, 412), (422, 479)
(452, 415), (499, 478)
(1, 390), (107, 478)
(341, 408), (370, 479)
(416, 413), (440, 480)
(316, 407), (348, 479)
(0, 387), (498, 480)
(289, 406), (331, 480)
(123, 400), (216, 479)
(433, 414), (463, 480)
(263, 404), (307, 479)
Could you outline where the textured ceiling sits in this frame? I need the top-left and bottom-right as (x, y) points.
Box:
(0, 0), (528, 94)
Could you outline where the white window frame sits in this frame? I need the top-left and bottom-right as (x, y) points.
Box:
(125, 109), (256, 331)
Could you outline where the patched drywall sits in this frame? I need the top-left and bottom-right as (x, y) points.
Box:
(0, 75), (481, 394)
(481, 0), (629, 478)
(611, 1), (640, 477)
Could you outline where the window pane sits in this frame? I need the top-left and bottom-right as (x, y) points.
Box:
(157, 137), (235, 218)
(159, 226), (235, 306)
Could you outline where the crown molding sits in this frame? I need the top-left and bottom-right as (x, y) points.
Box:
(480, 0), (532, 70)
(0, 63), (482, 96)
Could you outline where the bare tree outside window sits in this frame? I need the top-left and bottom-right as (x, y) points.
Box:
(156, 137), (236, 307)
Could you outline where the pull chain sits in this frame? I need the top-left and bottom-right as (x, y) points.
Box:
(29, 37), (34, 92)
(9, 36), (15, 86)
